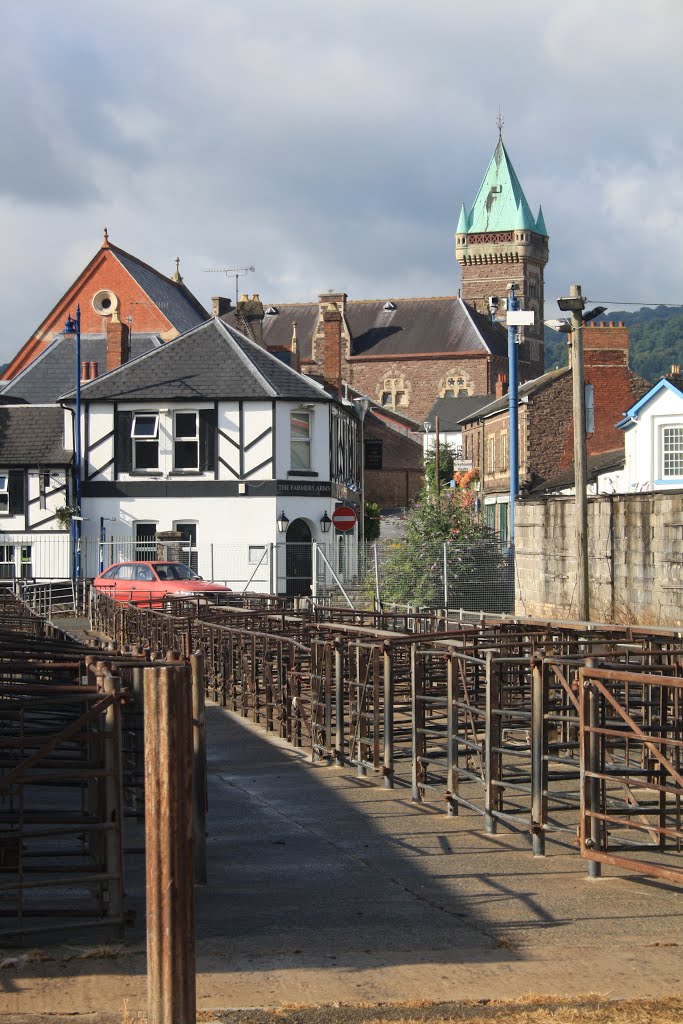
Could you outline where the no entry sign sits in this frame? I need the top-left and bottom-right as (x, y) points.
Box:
(331, 505), (357, 532)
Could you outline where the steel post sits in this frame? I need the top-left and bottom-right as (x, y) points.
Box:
(334, 638), (345, 766)
(411, 643), (424, 802)
(383, 644), (394, 789)
(531, 658), (546, 856)
(446, 652), (457, 816)
(484, 651), (502, 834)
(191, 652), (208, 885)
(101, 666), (125, 931)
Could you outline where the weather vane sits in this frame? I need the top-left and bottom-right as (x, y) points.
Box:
(497, 109), (504, 140)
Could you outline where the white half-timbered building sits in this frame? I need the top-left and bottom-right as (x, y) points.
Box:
(60, 317), (362, 593)
(0, 403), (74, 579)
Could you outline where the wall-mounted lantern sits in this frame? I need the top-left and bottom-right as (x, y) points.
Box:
(277, 511), (290, 534)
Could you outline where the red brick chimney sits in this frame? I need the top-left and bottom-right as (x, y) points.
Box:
(313, 291), (348, 394)
(106, 318), (130, 372)
(495, 373), (508, 399)
(582, 320), (629, 369)
(321, 305), (343, 394)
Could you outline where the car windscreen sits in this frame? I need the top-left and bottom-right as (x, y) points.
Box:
(153, 563), (197, 580)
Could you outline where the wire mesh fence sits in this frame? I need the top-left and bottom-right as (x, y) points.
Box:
(3, 532), (513, 615)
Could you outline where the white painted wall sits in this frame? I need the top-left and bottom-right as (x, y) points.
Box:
(623, 385), (683, 491)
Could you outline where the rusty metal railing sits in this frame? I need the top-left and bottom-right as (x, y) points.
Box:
(579, 664), (683, 883)
(89, 590), (683, 883)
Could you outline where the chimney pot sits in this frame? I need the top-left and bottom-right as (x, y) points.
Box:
(90, 361), (98, 379)
(609, 321), (615, 328)
(239, 293), (248, 303)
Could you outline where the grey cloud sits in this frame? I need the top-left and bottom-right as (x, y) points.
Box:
(0, 0), (681, 363)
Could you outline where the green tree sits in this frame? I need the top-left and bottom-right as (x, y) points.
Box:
(376, 489), (501, 607)
(423, 441), (459, 491)
(364, 502), (381, 542)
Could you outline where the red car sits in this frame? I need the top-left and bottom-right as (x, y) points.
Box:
(93, 561), (232, 606)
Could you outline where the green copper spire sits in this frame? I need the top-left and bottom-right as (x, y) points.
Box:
(456, 202), (469, 234)
(466, 138), (538, 234)
(514, 197), (536, 231)
(535, 204), (548, 236)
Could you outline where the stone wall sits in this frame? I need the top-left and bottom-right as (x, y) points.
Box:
(516, 491), (683, 626)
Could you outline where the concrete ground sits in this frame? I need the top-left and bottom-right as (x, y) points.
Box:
(1, 703), (682, 1016)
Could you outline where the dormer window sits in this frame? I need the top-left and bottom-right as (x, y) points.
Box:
(131, 414), (159, 470)
(265, 306), (279, 315)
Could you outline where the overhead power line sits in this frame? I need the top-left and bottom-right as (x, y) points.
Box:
(586, 299), (683, 308)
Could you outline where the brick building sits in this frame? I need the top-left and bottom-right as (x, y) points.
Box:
(222, 292), (510, 425)
(460, 322), (651, 540)
(2, 230), (208, 382)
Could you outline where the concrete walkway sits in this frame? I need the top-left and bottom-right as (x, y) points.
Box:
(2, 703), (682, 1014)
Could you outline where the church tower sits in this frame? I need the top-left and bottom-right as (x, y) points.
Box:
(455, 130), (549, 378)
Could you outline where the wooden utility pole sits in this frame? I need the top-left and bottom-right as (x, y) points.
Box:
(144, 663), (196, 1024)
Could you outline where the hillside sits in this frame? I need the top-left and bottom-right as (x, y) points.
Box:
(544, 305), (683, 383)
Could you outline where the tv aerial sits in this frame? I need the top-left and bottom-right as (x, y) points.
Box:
(203, 265), (255, 306)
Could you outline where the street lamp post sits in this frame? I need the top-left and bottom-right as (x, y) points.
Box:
(64, 307), (82, 579)
(353, 397), (371, 541)
(507, 283), (520, 551)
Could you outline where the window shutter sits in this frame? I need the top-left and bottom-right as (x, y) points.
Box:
(199, 409), (217, 472)
(116, 411), (133, 474)
(8, 470), (25, 515)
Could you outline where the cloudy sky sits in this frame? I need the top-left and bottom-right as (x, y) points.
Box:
(1, 0), (681, 363)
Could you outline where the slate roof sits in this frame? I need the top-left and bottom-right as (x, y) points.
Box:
(525, 449), (625, 496)
(457, 367), (571, 424)
(425, 395), (495, 431)
(110, 244), (210, 334)
(61, 318), (331, 404)
(2, 335), (162, 404)
(224, 296), (508, 361)
(0, 405), (71, 465)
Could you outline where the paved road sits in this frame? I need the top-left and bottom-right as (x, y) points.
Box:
(2, 703), (682, 1014)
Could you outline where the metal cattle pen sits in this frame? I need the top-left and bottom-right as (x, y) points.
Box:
(0, 612), (126, 941)
(89, 589), (683, 882)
